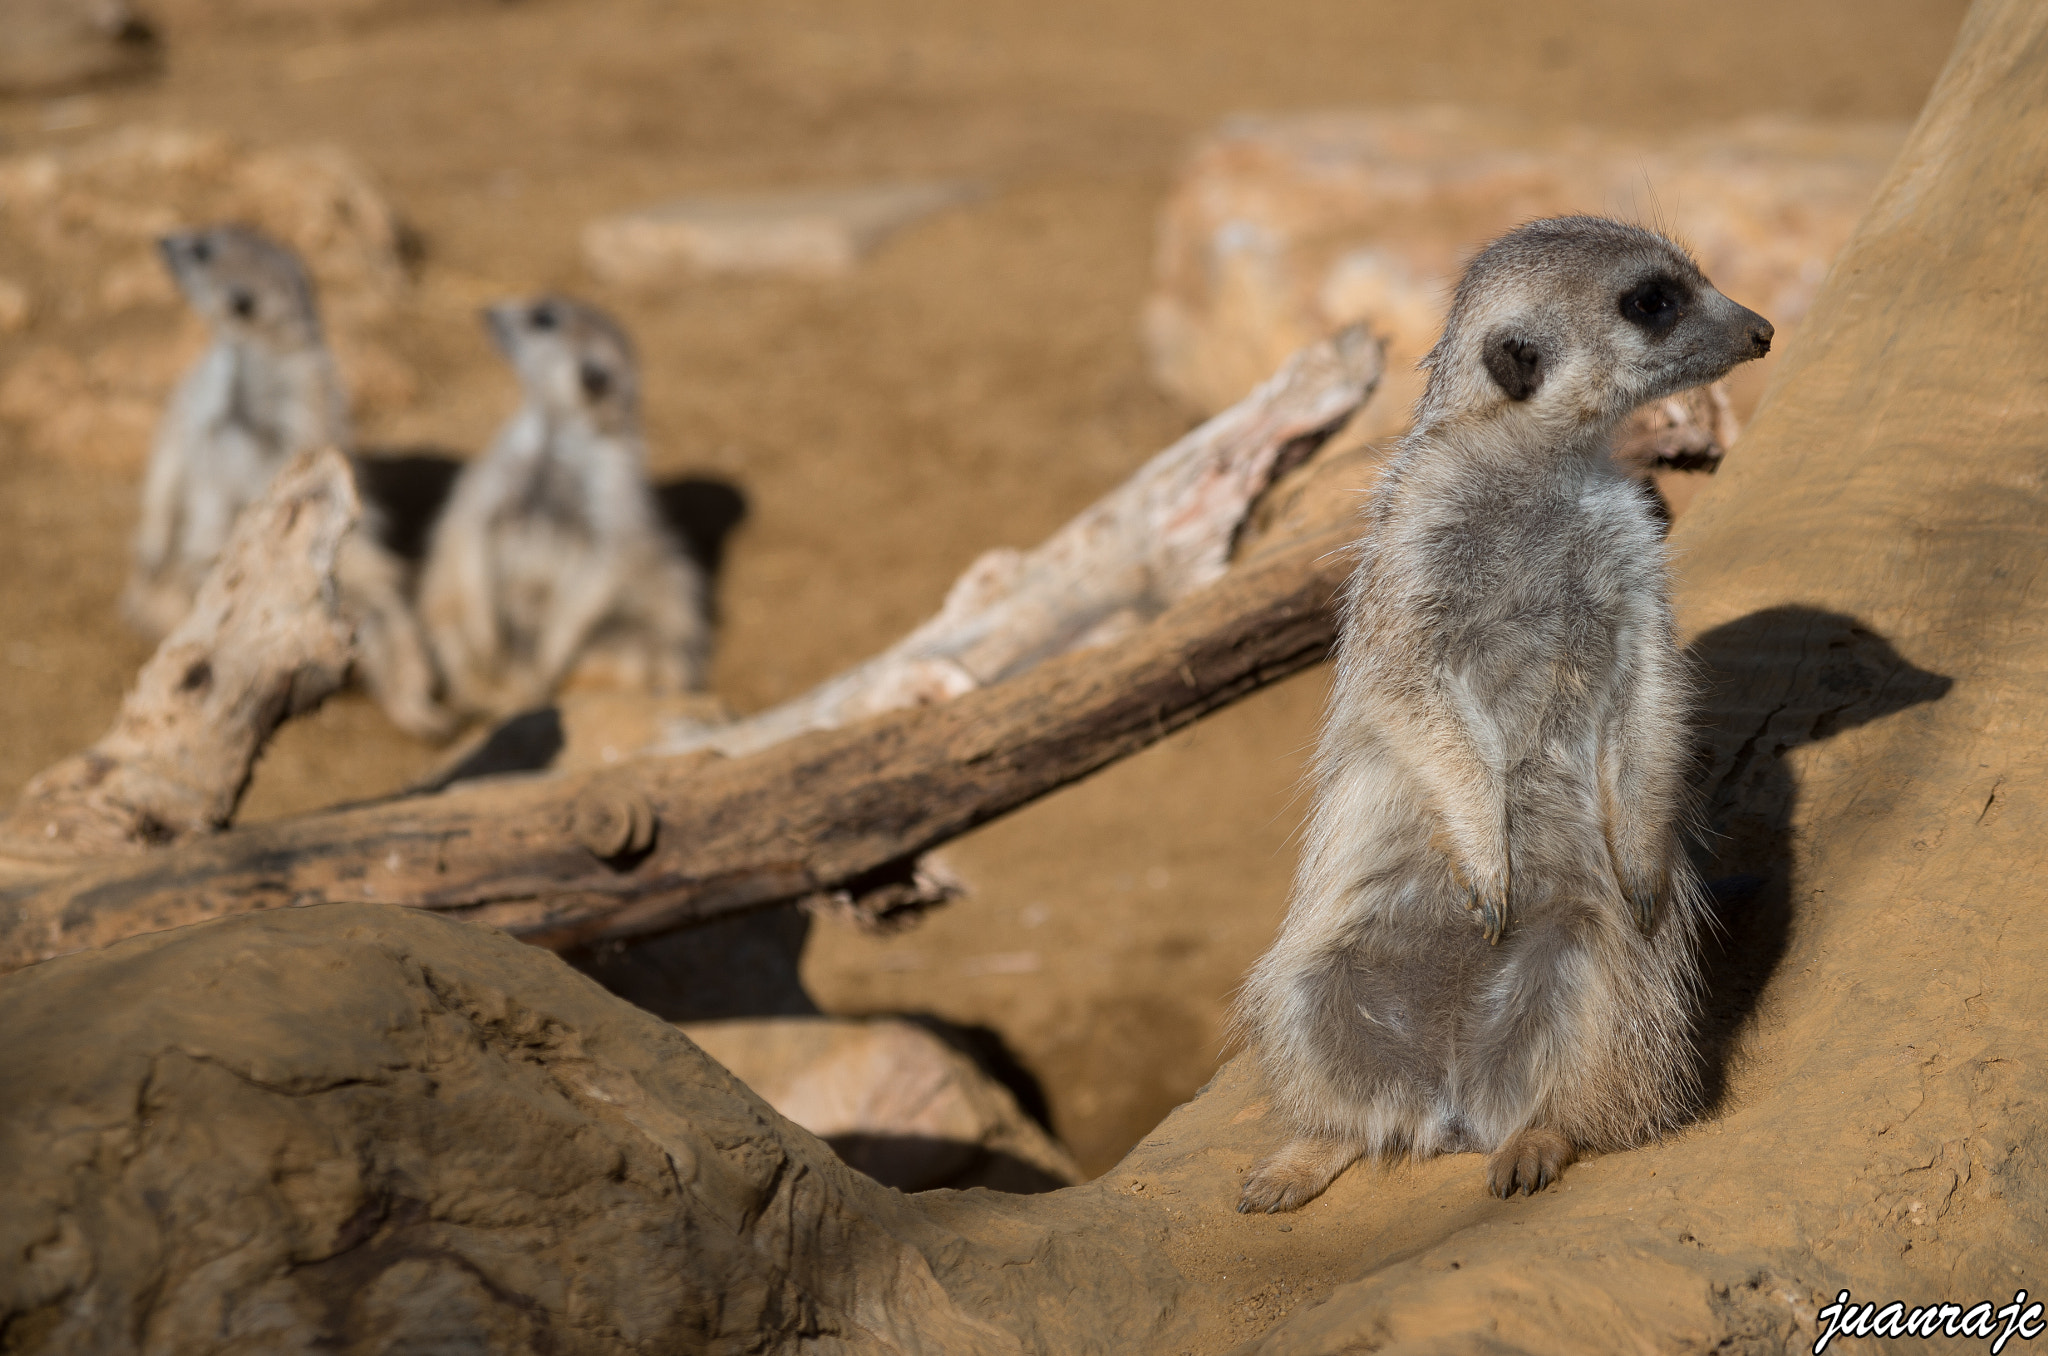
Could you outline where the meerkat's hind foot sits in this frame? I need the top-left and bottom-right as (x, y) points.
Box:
(1238, 1134), (1365, 1214)
(1486, 1126), (1573, 1198)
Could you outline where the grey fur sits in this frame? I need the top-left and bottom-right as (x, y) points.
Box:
(1235, 216), (1773, 1210)
(419, 296), (712, 718)
(126, 224), (450, 740)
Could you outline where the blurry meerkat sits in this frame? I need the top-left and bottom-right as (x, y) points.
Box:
(1234, 217), (1773, 1210)
(126, 225), (451, 740)
(418, 297), (711, 718)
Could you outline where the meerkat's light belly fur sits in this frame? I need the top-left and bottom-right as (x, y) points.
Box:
(1235, 216), (1768, 1208)
(419, 296), (713, 718)
(1241, 464), (1704, 1161)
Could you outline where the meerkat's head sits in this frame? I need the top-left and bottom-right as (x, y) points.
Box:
(483, 296), (640, 429)
(1418, 216), (1773, 441)
(157, 225), (323, 351)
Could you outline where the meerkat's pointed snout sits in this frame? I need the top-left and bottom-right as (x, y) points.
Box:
(1712, 296), (1773, 362)
(480, 302), (522, 358)
(154, 231), (204, 294)
(1746, 312), (1774, 357)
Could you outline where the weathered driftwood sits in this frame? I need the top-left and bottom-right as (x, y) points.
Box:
(0, 448), (1370, 971)
(659, 324), (1383, 757)
(0, 325), (1384, 973)
(1611, 380), (1741, 476)
(0, 449), (358, 864)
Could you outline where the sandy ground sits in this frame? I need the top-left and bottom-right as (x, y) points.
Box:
(0, 0), (1966, 1174)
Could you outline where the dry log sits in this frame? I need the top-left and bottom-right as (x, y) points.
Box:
(659, 324), (1382, 757)
(0, 443), (1372, 971)
(0, 325), (1384, 972)
(0, 449), (358, 864)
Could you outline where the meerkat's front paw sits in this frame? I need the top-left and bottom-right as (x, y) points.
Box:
(1238, 1135), (1362, 1214)
(1485, 1126), (1573, 1197)
(1613, 863), (1665, 935)
(1628, 886), (1658, 935)
(1462, 879), (1510, 945)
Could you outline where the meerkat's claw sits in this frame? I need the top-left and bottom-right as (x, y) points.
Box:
(1239, 1135), (1363, 1214)
(1485, 1127), (1572, 1198)
(1468, 888), (1507, 944)
(1233, 216), (1750, 1242)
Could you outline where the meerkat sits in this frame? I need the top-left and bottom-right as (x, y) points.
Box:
(418, 296), (711, 719)
(126, 224), (450, 740)
(1233, 216), (1773, 1210)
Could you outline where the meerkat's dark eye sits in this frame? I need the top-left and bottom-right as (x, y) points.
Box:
(578, 361), (613, 400)
(228, 288), (257, 319)
(190, 237), (213, 264)
(530, 304), (559, 331)
(1619, 278), (1688, 335)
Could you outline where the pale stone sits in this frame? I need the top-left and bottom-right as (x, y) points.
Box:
(0, 126), (417, 466)
(1145, 109), (1906, 442)
(583, 181), (980, 283)
(681, 1014), (1082, 1192)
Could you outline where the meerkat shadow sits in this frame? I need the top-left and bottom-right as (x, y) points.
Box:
(355, 455), (752, 595)
(562, 912), (1064, 1180)
(1685, 605), (1953, 1112)
(654, 476), (750, 604)
(353, 449), (465, 565)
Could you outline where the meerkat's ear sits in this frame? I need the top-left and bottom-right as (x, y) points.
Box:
(1483, 332), (1546, 402)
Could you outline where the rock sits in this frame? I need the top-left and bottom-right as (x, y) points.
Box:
(583, 181), (981, 283)
(0, 126), (407, 325)
(0, 904), (1185, 1354)
(0, 126), (416, 466)
(0, 0), (160, 97)
(1145, 110), (1905, 444)
(682, 1015), (1081, 1193)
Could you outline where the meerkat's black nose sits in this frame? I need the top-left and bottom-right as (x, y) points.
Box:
(1743, 312), (1775, 357)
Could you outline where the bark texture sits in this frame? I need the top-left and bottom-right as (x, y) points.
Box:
(0, 466), (1365, 968)
(658, 323), (1382, 757)
(0, 337), (1386, 971)
(0, 448), (357, 863)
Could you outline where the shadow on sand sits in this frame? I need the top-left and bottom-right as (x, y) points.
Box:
(1686, 605), (1952, 1111)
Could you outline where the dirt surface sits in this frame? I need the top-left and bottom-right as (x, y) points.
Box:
(0, 0), (1967, 1176)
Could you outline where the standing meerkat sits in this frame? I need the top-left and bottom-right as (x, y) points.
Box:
(418, 297), (712, 719)
(127, 224), (451, 740)
(1234, 216), (1773, 1210)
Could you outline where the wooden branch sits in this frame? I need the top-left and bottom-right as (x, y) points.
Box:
(0, 439), (1380, 973)
(0, 449), (357, 864)
(659, 324), (1383, 757)
(0, 321), (1382, 971)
